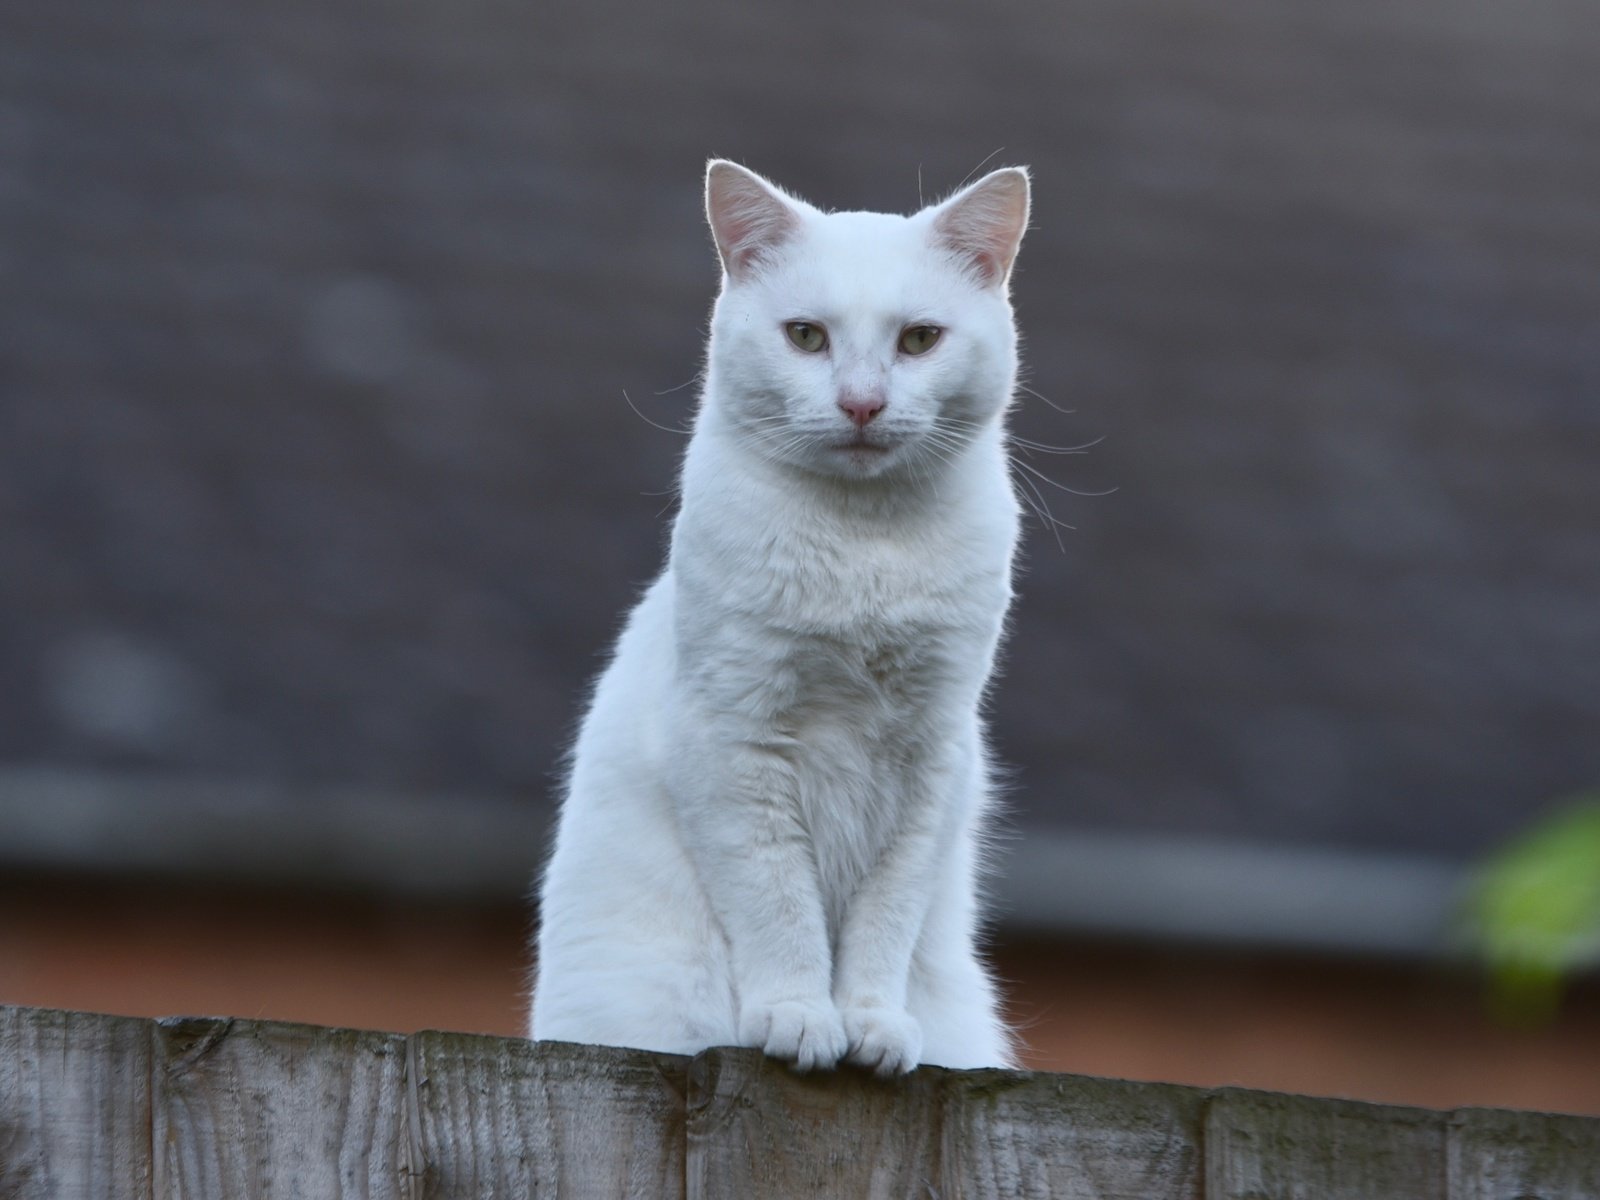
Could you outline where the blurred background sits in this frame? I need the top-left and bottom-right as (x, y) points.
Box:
(3, 0), (1598, 1114)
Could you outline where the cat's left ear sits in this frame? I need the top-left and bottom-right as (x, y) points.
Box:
(929, 166), (1031, 288)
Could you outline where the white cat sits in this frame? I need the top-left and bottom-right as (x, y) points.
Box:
(530, 160), (1030, 1075)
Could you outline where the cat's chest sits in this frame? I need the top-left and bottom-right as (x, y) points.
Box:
(670, 464), (1016, 724)
(785, 625), (935, 704)
(714, 511), (1006, 639)
(676, 523), (1007, 732)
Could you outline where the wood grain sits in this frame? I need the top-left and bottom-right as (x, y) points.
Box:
(151, 1015), (407, 1200)
(940, 1068), (1204, 1199)
(4, 1003), (1600, 1200)
(686, 1047), (1203, 1199)
(686, 1047), (945, 1199)
(1207, 1088), (1448, 1200)
(1446, 1107), (1600, 1200)
(409, 1034), (686, 1199)
(0, 1006), (152, 1200)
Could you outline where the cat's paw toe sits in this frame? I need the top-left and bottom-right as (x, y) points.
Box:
(841, 1006), (923, 1077)
(739, 999), (847, 1072)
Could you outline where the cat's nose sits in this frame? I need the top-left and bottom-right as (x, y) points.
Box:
(838, 391), (886, 427)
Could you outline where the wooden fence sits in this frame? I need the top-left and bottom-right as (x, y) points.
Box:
(3, 1003), (1597, 1198)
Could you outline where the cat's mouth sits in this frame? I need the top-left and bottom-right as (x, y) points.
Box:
(816, 432), (905, 477)
(830, 436), (891, 455)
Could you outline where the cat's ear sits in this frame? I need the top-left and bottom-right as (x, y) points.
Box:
(930, 166), (1031, 288)
(705, 160), (805, 282)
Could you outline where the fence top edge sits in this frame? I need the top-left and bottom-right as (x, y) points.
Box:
(3, 1002), (1596, 1126)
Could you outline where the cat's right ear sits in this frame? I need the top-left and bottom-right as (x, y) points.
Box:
(705, 160), (803, 282)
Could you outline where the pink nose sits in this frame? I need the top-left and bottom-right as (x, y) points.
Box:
(838, 394), (886, 427)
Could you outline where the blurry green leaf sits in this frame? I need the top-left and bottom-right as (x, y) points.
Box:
(1471, 795), (1600, 1024)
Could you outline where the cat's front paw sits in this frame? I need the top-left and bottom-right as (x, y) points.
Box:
(738, 998), (848, 1072)
(841, 1005), (923, 1077)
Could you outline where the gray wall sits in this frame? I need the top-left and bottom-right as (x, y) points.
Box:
(3, 0), (1597, 861)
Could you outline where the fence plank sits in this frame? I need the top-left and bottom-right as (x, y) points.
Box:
(941, 1069), (1204, 1200)
(1447, 1107), (1600, 1200)
(410, 1034), (686, 1199)
(0, 1005), (152, 1200)
(686, 1047), (1203, 1199)
(1207, 1089), (1449, 1200)
(151, 1016), (407, 1200)
(685, 1048), (944, 1199)
(6, 1004), (1600, 1200)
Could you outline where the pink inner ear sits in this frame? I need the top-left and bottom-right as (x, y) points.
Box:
(707, 165), (799, 279)
(967, 249), (1003, 282)
(934, 169), (1030, 287)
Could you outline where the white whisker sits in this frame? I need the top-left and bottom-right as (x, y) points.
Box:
(623, 389), (691, 435)
(1010, 456), (1118, 498)
(956, 146), (1006, 191)
(1009, 464), (1072, 551)
(1012, 434), (1103, 455)
(653, 372), (703, 397)
(1018, 384), (1075, 416)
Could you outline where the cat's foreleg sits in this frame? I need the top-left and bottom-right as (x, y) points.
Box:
(831, 750), (974, 1076)
(906, 820), (1017, 1069)
(672, 742), (848, 1072)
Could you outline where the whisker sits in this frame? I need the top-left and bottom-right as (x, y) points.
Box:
(1010, 466), (1070, 552)
(930, 416), (1100, 461)
(957, 146), (1006, 191)
(623, 389), (691, 435)
(906, 445), (933, 492)
(919, 429), (968, 453)
(1011, 434), (1104, 455)
(1010, 456), (1119, 498)
(918, 439), (969, 468)
(653, 373), (702, 397)
(1018, 384), (1075, 416)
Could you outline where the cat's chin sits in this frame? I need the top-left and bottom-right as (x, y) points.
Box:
(817, 441), (902, 480)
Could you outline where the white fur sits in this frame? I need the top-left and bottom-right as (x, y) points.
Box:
(530, 161), (1031, 1074)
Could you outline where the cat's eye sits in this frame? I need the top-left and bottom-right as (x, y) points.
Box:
(899, 325), (943, 356)
(785, 321), (828, 353)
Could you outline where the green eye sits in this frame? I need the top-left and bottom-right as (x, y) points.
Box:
(785, 321), (827, 353)
(899, 325), (942, 356)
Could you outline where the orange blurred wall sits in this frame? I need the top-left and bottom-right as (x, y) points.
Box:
(3, 875), (1597, 1117)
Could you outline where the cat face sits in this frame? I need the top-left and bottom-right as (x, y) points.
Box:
(704, 163), (1029, 481)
